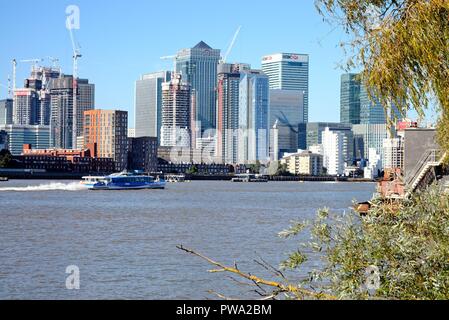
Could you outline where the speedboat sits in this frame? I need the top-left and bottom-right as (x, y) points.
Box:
(82, 172), (166, 191)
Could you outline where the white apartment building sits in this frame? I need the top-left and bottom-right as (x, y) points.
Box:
(383, 137), (404, 169)
(281, 150), (323, 176)
(322, 127), (345, 175)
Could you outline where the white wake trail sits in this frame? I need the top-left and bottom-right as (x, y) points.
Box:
(0, 182), (86, 192)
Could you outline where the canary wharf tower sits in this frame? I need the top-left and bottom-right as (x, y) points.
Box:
(176, 41), (221, 133)
(262, 53), (309, 122)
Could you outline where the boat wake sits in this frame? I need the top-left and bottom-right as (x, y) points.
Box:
(0, 182), (86, 192)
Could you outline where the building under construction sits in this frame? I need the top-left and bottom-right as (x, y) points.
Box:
(50, 75), (95, 149)
(160, 74), (191, 148)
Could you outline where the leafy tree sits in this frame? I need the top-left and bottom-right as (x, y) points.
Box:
(186, 165), (199, 175)
(249, 160), (262, 174)
(276, 162), (293, 176)
(316, 0), (449, 152)
(279, 185), (449, 299)
(0, 149), (12, 168)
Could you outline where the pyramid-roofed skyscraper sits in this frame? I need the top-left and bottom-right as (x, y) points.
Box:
(176, 41), (221, 134)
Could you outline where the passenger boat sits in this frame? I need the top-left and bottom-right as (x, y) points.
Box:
(80, 176), (105, 188)
(82, 172), (166, 190)
(165, 174), (186, 183)
(231, 173), (268, 183)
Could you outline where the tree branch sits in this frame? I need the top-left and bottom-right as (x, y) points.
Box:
(177, 245), (337, 300)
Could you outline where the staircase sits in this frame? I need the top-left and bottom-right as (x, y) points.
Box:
(404, 149), (447, 199)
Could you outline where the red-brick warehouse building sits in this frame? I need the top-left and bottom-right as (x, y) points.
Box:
(16, 144), (115, 174)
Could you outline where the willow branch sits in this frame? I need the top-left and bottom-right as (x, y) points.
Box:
(177, 245), (337, 300)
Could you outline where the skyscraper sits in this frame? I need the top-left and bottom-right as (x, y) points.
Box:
(135, 71), (171, 142)
(32, 66), (62, 126)
(238, 70), (270, 164)
(216, 63), (250, 164)
(0, 99), (13, 125)
(13, 67), (61, 127)
(50, 75), (94, 149)
(360, 86), (401, 124)
(13, 82), (41, 125)
(176, 41), (221, 133)
(269, 89), (304, 157)
(83, 109), (128, 171)
(340, 73), (361, 124)
(298, 122), (354, 164)
(352, 124), (396, 164)
(262, 53), (309, 122)
(340, 72), (401, 125)
(160, 74), (191, 148)
(0, 124), (50, 155)
(322, 127), (345, 176)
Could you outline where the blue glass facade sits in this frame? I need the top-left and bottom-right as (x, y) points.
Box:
(262, 53), (309, 122)
(340, 73), (361, 124)
(176, 41), (220, 133)
(238, 71), (270, 163)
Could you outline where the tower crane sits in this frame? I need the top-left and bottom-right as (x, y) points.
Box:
(20, 58), (44, 73)
(47, 56), (62, 74)
(12, 59), (17, 94)
(0, 76), (12, 98)
(68, 23), (82, 148)
(160, 55), (178, 76)
(221, 26), (242, 64)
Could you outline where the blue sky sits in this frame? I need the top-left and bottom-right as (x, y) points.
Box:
(0, 0), (353, 127)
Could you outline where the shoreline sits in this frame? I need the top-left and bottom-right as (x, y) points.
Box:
(0, 171), (375, 183)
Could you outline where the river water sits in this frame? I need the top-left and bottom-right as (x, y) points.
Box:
(0, 180), (375, 299)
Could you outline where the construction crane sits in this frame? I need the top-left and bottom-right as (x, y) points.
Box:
(20, 58), (44, 72)
(160, 55), (177, 75)
(12, 59), (17, 94)
(68, 23), (82, 148)
(221, 26), (242, 64)
(47, 56), (62, 74)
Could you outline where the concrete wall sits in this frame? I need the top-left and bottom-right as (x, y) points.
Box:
(403, 128), (438, 181)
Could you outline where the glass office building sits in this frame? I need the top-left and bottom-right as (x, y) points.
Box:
(269, 89), (304, 155)
(262, 53), (309, 122)
(135, 71), (171, 143)
(176, 41), (220, 133)
(238, 71), (270, 163)
(360, 85), (402, 124)
(340, 72), (402, 125)
(340, 73), (361, 124)
(0, 99), (13, 125)
(298, 122), (354, 163)
(0, 125), (50, 155)
(352, 123), (397, 164)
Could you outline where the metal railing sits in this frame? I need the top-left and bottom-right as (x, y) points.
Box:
(405, 149), (445, 192)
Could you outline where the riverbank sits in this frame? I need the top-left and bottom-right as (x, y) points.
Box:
(0, 169), (375, 182)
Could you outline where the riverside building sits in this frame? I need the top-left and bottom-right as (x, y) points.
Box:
(135, 71), (171, 143)
(176, 41), (221, 133)
(83, 109), (128, 171)
(262, 53), (309, 122)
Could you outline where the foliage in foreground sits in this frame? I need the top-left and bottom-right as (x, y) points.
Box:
(281, 185), (449, 300)
(315, 0), (449, 153)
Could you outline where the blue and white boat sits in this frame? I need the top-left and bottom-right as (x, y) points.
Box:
(82, 172), (166, 190)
